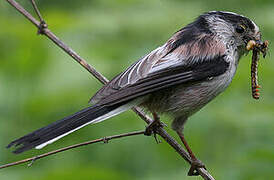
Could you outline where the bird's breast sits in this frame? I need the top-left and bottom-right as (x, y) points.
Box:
(170, 60), (237, 117)
(144, 58), (238, 119)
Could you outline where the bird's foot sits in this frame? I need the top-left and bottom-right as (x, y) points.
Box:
(144, 120), (166, 135)
(144, 113), (166, 143)
(187, 158), (206, 176)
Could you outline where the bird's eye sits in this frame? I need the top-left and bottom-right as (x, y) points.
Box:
(235, 25), (246, 33)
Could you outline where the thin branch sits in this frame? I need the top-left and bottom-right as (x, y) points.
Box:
(6, 0), (108, 84)
(30, 0), (47, 35)
(5, 0), (214, 179)
(0, 130), (145, 169)
(30, 0), (44, 22)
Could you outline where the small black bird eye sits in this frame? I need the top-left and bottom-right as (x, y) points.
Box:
(235, 25), (245, 33)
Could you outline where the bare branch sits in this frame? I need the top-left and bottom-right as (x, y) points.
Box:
(0, 130), (145, 169)
(6, 0), (108, 84)
(30, 0), (44, 22)
(5, 0), (214, 179)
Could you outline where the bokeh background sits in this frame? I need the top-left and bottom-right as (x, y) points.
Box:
(0, 0), (273, 179)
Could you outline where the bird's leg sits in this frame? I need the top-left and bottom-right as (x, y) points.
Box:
(176, 131), (206, 176)
(144, 112), (160, 136)
(144, 112), (166, 143)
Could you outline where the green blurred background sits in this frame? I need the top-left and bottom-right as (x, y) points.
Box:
(1, 0), (273, 179)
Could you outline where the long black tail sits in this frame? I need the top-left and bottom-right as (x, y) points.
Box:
(7, 103), (125, 154)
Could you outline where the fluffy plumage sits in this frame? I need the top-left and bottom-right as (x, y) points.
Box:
(7, 11), (261, 154)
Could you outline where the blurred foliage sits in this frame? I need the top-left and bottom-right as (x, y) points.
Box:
(0, 0), (274, 179)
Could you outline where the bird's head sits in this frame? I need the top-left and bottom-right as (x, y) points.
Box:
(202, 11), (262, 54)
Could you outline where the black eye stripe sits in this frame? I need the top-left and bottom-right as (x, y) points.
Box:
(208, 11), (255, 31)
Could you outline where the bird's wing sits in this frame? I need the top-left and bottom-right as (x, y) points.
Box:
(89, 44), (171, 104)
(90, 31), (228, 105)
(99, 55), (229, 106)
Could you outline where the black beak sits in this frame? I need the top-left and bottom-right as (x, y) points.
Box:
(255, 40), (264, 46)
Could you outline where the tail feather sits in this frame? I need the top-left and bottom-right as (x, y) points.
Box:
(7, 103), (132, 154)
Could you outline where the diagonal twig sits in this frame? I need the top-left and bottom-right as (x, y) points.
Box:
(30, 0), (47, 35)
(5, 0), (215, 179)
(30, 0), (44, 22)
(6, 0), (108, 83)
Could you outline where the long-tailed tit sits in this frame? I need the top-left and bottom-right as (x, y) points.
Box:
(7, 11), (265, 175)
